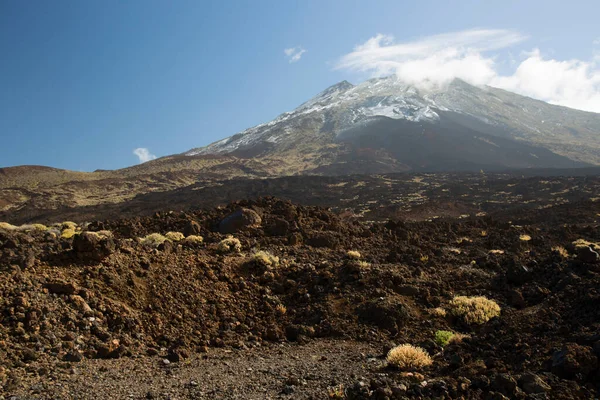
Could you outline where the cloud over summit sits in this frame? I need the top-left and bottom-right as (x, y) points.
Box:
(336, 29), (600, 113)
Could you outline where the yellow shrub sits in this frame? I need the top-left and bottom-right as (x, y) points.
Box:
(275, 304), (287, 315)
(552, 246), (569, 258)
(429, 307), (447, 317)
(61, 228), (77, 239)
(572, 239), (599, 249)
(386, 344), (433, 370)
(165, 231), (185, 242)
(519, 234), (532, 241)
(184, 235), (204, 244)
(253, 250), (279, 268)
(217, 236), (242, 253)
(141, 233), (168, 247)
(347, 250), (361, 259)
(62, 221), (78, 230)
(0, 222), (17, 231)
(32, 224), (48, 231)
(448, 296), (501, 325)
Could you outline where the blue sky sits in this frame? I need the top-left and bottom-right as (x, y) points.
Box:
(1, 0), (599, 171)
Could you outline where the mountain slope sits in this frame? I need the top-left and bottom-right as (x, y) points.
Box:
(186, 76), (600, 170)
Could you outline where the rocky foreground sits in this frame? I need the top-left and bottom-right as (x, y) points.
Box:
(1, 197), (599, 399)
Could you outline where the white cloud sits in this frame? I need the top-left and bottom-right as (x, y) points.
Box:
(284, 47), (306, 63)
(336, 29), (600, 112)
(133, 148), (157, 163)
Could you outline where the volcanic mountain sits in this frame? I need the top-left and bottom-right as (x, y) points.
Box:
(185, 76), (600, 173)
(1, 76), (600, 216)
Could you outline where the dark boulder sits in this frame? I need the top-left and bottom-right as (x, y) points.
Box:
(219, 208), (262, 234)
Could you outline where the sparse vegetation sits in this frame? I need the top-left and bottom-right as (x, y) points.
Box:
(217, 236), (242, 253)
(275, 304), (287, 315)
(141, 233), (168, 247)
(165, 231), (185, 241)
(184, 235), (204, 244)
(346, 250), (361, 259)
(0, 222), (17, 231)
(62, 221), (78, 230)
(448, 295), (501, 325)
(327, 384), (345, 399)
(552, 245), (569, 258)
(95, 230), (113, 238)
(572, 238), (599, 249)
(435, 330), (455, 347)
(429, 307), (447, 317)
(253, 250), (279, 268)
(386, 344), (433, 370)
(61, 228), (77, 239)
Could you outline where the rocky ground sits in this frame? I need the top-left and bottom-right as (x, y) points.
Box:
(1, 185), (600, 398)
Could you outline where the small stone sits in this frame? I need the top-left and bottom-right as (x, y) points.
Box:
(162, 359), (171, 365)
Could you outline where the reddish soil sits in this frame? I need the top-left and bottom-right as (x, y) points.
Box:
(1, 184), (600, 398)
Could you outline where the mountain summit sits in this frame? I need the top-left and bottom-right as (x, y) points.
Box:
(186, 76), (600, 173)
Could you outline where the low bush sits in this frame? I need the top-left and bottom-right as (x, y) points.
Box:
(0, 222), (17, 231)
(253, 250), (279, 268)
(386, 344), (433, 370)
(165, 231), (185, 242)
(217, 236), (242, 253)
(448, 295), (501, 325)
(184, 235), (204, 244)
(141, 233), (168, 247)
(346, 250), (361, 259)
(434, 330), (455, 347)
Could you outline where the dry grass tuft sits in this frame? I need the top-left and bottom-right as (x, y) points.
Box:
(217, 236), (242, 253)
(429, 307), (447, 317)
(488, 249), (505, 255)
(275, 304), (287, 315)
(519, 234), (532, 241)
(253, 250), (280, 268)
(386, 344), (433, 370)
(62, 221), (78, 230)
(448, 296), (501, 325)
(552, 246), (569, 258)
(346, 250), (361, 259)
(61, 228), (77, 239)
(327, 384), (345, 399)
(184, 235), (204, 244)
(165, 231), (185, 242)
(141, 233), (168, 247)
(0, 222), (17, 231)
(572, 238), (599, 249)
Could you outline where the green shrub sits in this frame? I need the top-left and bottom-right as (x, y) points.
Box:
(434, 330), (455, 347)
